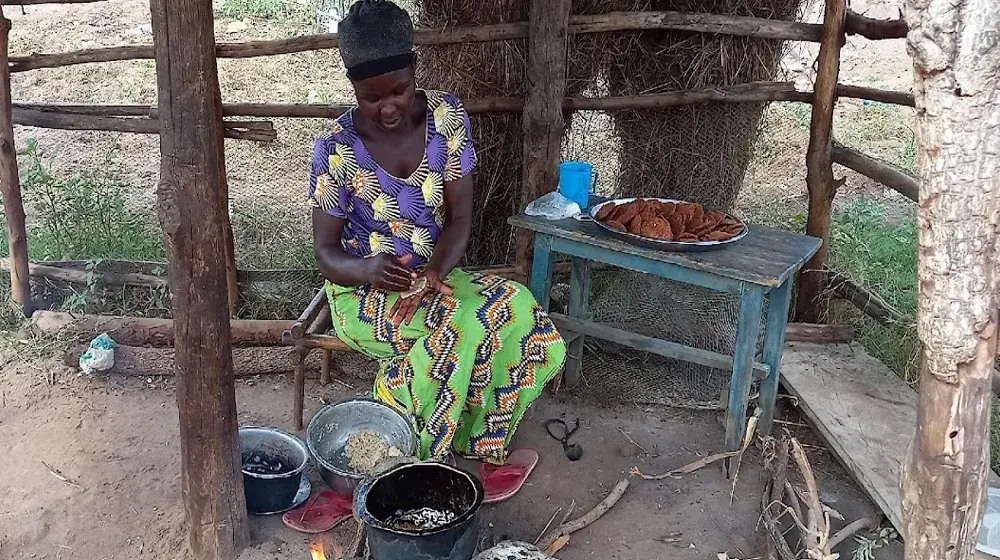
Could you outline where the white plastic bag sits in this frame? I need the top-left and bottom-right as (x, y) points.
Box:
(79, 333), (117, 375)
(524, 192), (581, 220)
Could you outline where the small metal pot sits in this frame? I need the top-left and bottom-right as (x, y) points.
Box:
(238, 426), (309, 515)
(305, 397), (418, 497)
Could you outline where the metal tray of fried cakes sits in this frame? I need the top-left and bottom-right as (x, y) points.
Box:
(584, 197), (748, 252)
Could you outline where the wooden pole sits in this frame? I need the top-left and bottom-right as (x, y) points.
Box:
(148, 0), (248, 556)
(218, 128), (240, 318)
(0, 17), (31, 316)
(794, 0), (846, 323)
(900, 0), (1000, 557)
(515, 0), (571, 283)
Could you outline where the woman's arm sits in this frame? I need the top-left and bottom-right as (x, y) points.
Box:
(387, 164), (474, 326)
(309, 130), (413, 292)
(426, 174), (474, 280)
(313, 208), (414, 291)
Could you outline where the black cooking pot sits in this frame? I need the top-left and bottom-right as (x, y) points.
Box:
(239, 426), (309, 515)
(355, 462), (484, 560)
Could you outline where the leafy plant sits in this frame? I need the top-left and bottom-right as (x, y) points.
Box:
(853, 526), (898, 560)
(62, 259), (104, 311)
(17, 138), (164, 262)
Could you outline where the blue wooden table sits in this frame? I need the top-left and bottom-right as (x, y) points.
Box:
(508, 213), (821, 451)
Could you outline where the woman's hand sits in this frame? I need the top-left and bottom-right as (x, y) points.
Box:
(389, 269), (454, 327)
(365, 254), (415, 292)
(424, 268), (454, 296)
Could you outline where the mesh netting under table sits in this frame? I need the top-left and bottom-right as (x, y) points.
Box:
(557, 268), (769, 410)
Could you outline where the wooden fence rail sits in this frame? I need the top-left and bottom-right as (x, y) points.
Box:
(9, 82), (914, 137)
(7, 10), (906, 73)
(1, 0), (105, 4)
(12, 107), (277, 141)
(831, 140), (918, 201)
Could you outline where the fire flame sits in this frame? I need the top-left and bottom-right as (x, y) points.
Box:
(310, 541), (327, 560)
(310, 539), (343, 560)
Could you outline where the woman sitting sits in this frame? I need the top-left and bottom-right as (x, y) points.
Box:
(308, 0), (566, 502)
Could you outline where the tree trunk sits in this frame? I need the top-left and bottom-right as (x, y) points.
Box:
(900, 0), (1000, 559)
(148, 0), (248, 557)
(0, 18), (32, 316)
(794, 0), (846, 323)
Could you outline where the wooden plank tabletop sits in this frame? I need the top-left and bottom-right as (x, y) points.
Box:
(508, 214), (821, 287)
(780, 341), (1000, 534)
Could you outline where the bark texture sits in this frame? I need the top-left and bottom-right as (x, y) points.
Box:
(148, 0), (249, 557)
(514, 0), (571, 282)
(901, 0), (1000, 558)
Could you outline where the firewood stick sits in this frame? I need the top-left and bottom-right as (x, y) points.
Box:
(631, 450), (739, 480)
(536, 479), (629, 552)
(790, 438), (829, 554)
(828, 517), (875, 550)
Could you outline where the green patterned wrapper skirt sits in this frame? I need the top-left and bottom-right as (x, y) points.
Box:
(326, 268), (566, 464)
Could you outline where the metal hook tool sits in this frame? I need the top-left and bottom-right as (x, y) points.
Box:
(544, 418), (583, 461)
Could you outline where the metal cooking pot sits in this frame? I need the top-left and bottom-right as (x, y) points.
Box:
(305, 397), (418, 497)
(355, 462), (484, 560)
(238, 426), (309, 515)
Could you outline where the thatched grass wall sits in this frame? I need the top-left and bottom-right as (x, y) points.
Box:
(416, 0), (803, 265)
(568, 0), (801, 210)
(415, 0), (528, 266)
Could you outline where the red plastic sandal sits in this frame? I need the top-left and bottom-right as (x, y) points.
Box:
(281, 490), (354, 534)
(480, 449), (538, 504)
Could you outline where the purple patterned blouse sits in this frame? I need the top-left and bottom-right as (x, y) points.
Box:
(308, 90), (477, 271)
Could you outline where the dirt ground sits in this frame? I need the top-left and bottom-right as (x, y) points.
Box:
(0, 346), (891, 560)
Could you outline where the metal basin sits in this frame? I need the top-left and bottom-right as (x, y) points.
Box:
(238, 426), (309, 515)
(306, 397), (418, 497)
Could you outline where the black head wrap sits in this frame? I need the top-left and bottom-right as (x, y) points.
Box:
(339, 0), (415, 81)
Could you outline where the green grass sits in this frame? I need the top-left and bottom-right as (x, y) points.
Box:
(14, 140), (165, 262)
(835, 101), (917, 172)
(755, 101), (916, 173)
(827, 199), (922, 385)
(217, 0), (288, 19)
(1, 140), (321, 318)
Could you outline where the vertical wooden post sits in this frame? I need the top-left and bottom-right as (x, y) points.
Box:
(220, 175), (240, 317)
(794, 0), (846, 323)
(0, 17), (31, 316)
(149, 0), (248, 558)
(900, 0), (1000, 558)
(514, 0), (571, 284)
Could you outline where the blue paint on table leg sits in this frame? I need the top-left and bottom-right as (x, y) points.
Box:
(758, 277), (793, 435)
(529, 234), (555, 311)
(565, 257), (591, 387)
(726, 284), (765, 452)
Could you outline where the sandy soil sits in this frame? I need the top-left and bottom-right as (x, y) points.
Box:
(0, 347), (888, 560)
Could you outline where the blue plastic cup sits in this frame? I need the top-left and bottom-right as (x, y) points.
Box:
(558, 161), (598, 211)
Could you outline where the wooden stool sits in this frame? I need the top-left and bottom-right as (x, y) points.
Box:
(283, 288), (352, 431)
